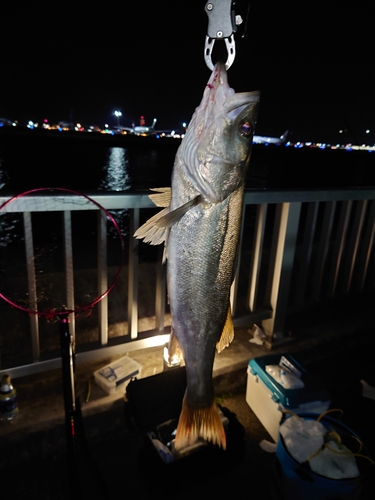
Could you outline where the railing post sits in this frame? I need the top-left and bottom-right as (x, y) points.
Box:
(356, 200), (375, 290)
(342, 200), (367, 292)
(97, 210), (108, 345)
(155, 246), (166, 331)
(230, 200), (247, 314)
(63, 211), (76, 340)
(247, 203), (267, 312)
(23, 212), (40, 362)
(312, 201), (336, 300)
(327, 201), (352, 296)
(294, 202), (318, 303)
(261, 202), (301, 346)
(128, 208), (139, 339)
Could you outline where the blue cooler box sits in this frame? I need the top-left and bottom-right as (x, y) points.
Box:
(246, 354), (330, 441)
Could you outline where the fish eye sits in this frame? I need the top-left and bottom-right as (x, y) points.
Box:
(239, 120), (252, 137)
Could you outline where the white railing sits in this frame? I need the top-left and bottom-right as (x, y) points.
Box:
(1, 188), (375, 378)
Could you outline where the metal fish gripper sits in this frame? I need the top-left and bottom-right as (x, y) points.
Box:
(204, 0), (247, 71)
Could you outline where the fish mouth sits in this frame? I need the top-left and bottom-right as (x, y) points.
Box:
(212, 62), (260, 114)
(225, 94), (259, 118)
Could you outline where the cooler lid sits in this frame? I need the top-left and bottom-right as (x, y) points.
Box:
(248, 354), (330, 408)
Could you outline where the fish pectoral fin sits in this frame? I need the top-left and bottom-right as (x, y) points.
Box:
(134, 195), (201, 246)
(149, 187), (172, 207)
(134, 207), (170, 245)
(216, 305), (234, 353)
(154, 195), (202, 228)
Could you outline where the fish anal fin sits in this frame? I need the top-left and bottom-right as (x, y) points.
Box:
(174, 396), (226, 451)
(216, 305), (234, 353)
(166, 328), (183, 366)
(149, 187), (172, 208)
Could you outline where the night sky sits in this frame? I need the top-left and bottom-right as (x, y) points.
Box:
(1, 1), (374, 143)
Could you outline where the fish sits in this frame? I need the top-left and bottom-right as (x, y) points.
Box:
(134, 62), (260, 450)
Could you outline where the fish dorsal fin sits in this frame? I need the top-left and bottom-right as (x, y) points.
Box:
(149, 187), (172, 207)
(134, 195), (201, 248)
(216, 305), (234, 353)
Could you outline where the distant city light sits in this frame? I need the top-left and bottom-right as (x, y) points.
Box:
(114, 110), (122, 127)
(4, 115), (375, 152)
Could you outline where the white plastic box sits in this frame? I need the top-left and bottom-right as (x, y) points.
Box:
(94, 356), (142, 395)
(246, 354), (330, 442)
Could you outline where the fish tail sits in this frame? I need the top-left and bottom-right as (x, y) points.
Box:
(174, 396), (226, 451)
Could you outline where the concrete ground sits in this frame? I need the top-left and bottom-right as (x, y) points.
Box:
(1, 294), (375, 499)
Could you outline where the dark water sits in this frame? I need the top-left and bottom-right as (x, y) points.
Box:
(1, 128), (375, 196)
(0, 130), (177, 196)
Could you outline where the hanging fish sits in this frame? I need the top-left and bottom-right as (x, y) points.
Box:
(135, 62), (260, 450)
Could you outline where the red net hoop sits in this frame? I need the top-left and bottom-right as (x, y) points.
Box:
(0, 187), (124, 319)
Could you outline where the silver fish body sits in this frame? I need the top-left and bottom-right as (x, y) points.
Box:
(135, 63), (259, 449)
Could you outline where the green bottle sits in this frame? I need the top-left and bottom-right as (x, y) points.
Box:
(0, 374), (19, 421)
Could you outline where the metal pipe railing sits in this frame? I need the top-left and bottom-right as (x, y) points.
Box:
(1, 187), (375, 378)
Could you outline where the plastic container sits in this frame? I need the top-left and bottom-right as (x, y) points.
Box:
(94, 356), (142, 394)
(246, 354), (330, 441)
(276, 413), (370, 500)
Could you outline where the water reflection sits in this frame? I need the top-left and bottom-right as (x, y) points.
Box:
(99, 147), (131, 238)
(0, 213), (22, 247)
(0, 160), (10, 191)
(100, 147), (131, 191)
(0, 162), (13, 247)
